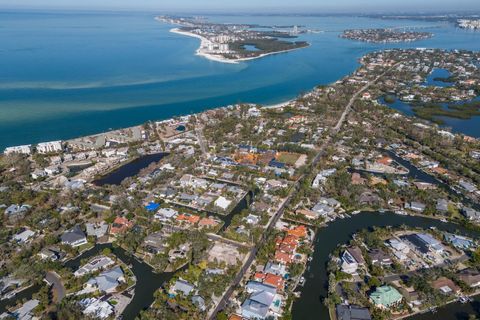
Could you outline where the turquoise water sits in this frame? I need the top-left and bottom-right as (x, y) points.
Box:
(1, 10), (480, 149)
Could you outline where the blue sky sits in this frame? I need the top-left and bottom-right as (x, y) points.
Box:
(1, 0), (480, 12)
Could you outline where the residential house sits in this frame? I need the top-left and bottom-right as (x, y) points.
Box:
(336, 304), (372, 320)
(431, 277), (461, 295)
(61, 225), (87, 247)
(457, 269), (480, 288)
(170, 279), (195, 296)
(369, 286), (403, 309)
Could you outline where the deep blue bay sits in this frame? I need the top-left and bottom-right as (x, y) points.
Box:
(1, 11), (480, 149)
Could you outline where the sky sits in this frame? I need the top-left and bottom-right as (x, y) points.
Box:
(1, 0), (480, 13)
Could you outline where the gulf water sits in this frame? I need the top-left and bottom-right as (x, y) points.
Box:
(1, 10), (480, 149)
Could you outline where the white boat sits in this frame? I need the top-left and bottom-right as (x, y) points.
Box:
(440, 218), (447, 223)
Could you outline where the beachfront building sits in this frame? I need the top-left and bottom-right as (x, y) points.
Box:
(36, 141), (63, 154)
(369, 285), (403, 309)
(3, 144), (32, 155)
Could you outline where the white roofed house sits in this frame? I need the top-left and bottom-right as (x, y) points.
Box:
(36, 140), (63, 154)
(12, 228), (36, 244)
(214, 196), (232, 210)
(340, 247), (365, 275)
(3, 144), (32, 155)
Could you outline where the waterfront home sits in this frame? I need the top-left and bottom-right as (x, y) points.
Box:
(36, 140), (62, 154)
(85, 221), (108, 238)
(3, 144), (32, 155)
(80, 297), (114, 319)
(368, 249), (392, 266)
(6, 299), (39, 320)
(198, 217), (219, 229)
(462, 207), (480, 221)
(387, 238), (410, 261)
(336, 304), (372, 320)
(75, 256), (115, 277)
(369, 285), (403, 309)
(296, 208), (322, 220)
(459, 180), (478, 193)
(263, 262), (288, 278)
(242, 281), (277, 319)
(406, 201), (426, 213)
(170, 279), (195, 296)
(143, 231), (168, 255)
(457, 269), (480, 288)
(443, 233), (475, 250)
(431, 277), (461, 295)
(84, 266), (124, 294)
(38, 247), (63, 261)
(341, 247), (365, 275)
(401, 233), (444, 255)
(312, 202), (335, 217)
(214, 196), (232, 210)
(61, 225), (87, 247)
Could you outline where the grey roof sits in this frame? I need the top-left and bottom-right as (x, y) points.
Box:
(250, 290), (275, 307)
(172, 279), (194, 296)
(246, 281), (277, 295)
(242, 298), (270, 319)
(192, 295), (206, 311)
(336, 304), (372, 320)
(61, 225), (86, 244)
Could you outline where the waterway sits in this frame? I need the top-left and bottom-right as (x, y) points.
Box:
(93, 152), (168, 186)
(379, 96), (480, 138)
(291, 211), (480, 320)
(2, 11), (480, 149)
(65, 243), (175, 320)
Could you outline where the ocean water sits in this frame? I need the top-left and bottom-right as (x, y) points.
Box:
(1, 10), (480, 149)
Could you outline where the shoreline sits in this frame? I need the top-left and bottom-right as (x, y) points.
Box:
(170, 28), (310, 64)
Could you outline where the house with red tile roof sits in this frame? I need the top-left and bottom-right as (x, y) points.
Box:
(274, 251), (292, 264)
(110, 217), (133, 235)
(176, 213), (200, 225)
(287, 225), (307, 239)
(264, 273), (285, 291)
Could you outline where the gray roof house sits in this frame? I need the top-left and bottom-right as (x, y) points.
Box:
(336, 304), (372, 320)
(61, 225), (87, 247)
(171, 279), (195, 296)
(86, 266), (124, 293)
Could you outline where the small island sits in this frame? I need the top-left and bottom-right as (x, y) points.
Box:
(156, 15), (310, 63)
(341, 28), (433, 43)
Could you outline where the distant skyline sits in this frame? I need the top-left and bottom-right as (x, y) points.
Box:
(1, 0), (480, 13)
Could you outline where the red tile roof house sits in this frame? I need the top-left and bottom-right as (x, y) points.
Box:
(274, 251), (293, 264)
(110, 217), (133, 235)
(264, 273), (285, 291)
(176, 213), (200, 225)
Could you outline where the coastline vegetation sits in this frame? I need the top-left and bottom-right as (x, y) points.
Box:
(411, 100), (480, 124)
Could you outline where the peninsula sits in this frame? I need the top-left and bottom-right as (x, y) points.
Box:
(341, 28), (433, 43)
(156, 15), (310, 63)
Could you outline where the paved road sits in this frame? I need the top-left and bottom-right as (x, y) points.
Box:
(45, 271), (65, 303)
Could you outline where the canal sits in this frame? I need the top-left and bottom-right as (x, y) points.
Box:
(64, 243), (176, 320)
(93, 152), (169, 186)
(291, 211), (480, 320)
